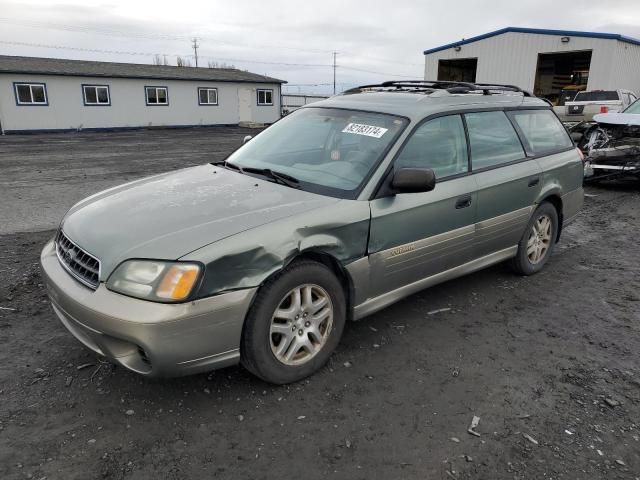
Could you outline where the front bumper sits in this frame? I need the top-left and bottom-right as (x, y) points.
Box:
(40, 240), (257, 377)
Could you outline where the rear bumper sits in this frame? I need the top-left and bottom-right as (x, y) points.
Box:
(41, 240), (256, 377)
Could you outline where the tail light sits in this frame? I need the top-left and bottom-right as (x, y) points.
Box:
(600, 106), (609, 113)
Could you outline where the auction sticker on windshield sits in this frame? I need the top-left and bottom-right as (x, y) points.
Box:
(342, 123), (388, 138)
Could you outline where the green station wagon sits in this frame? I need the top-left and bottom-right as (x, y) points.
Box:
(41, 81), (584, 384)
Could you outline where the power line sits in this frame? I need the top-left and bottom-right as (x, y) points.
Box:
(0, 17), (424, 67)
(0, 39), (421, 78)
(0, 39), (332, 67)
(0, 17), (332, 55)
(337, 65), (419, 78)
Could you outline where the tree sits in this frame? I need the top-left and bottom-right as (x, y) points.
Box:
(208, 60), (236, 69)
(176, 56), (192, 67)
(152, 54), (170, 66)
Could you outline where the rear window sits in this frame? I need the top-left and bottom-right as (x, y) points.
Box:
(574, 91), (619, 102)
(508, 110), (573, 155)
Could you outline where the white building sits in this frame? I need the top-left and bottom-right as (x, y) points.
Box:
(0, 55), (285, 134)
(424, 27), (640, 101)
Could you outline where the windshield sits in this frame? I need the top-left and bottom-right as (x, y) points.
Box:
(574, 91), (619, 102)
(225, 107), (407, 198)
(624, 99), (640, 114)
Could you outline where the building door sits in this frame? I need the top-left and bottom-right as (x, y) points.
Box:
(238, 87), (252, 123)
(437, 58), (478, 82)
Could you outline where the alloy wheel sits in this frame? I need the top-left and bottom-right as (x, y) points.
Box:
(527, 214), (552, 264)
(269, 284), (334, 366)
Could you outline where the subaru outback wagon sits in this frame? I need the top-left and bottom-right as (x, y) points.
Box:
(41, 80), (584, 384)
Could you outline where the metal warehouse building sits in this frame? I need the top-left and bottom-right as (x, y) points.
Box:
(424, 27), (640, 102)
(0, 55), (285, 134)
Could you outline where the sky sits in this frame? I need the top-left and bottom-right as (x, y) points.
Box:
(1, 0), (640, 95)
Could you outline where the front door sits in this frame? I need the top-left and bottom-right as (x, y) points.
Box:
(238, 87), (252, 123)
(368, 114), (477, 298)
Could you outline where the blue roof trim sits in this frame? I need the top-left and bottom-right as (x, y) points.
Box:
(423, 27), (640, 55)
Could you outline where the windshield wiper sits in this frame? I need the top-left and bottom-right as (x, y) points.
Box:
(211, 162), (300, 189)
(211, 160), (242, 172)
(241, 167), (301, 189)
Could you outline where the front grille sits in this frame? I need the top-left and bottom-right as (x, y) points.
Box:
(55, 231), (101, 289)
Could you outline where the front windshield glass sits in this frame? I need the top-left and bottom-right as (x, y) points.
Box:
(226, 107), (407, 198)
(625, 99), (640, 114)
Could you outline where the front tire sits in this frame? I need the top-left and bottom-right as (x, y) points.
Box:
(511, 202), (559, 276)
(240, 260), (346, 384)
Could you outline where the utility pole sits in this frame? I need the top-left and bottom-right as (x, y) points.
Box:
(332, 51), (337, 95)
(192, 38), (200, 67)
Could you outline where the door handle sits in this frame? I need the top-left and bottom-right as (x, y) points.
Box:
(528, 177), (540, 187)
(455, 195), (472, 209)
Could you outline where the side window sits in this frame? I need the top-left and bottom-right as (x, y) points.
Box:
(395, 115), (468, 180)
(464, 111), (524, 169)
(508, 109), (573, 155)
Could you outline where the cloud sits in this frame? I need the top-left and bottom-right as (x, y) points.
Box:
(1, 0), (639, 94)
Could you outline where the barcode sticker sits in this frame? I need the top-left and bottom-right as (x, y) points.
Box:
(342, 123), (388, 138)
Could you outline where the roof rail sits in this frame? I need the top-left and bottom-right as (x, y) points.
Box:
(343, 80), (532, 97)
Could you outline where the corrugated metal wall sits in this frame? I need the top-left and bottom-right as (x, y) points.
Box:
(424, 32), (639, 94)
(609, 42), (640, 94)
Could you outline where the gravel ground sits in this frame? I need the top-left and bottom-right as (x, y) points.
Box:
(1, 129), (640, 480)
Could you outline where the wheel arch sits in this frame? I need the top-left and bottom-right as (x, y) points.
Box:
(285, 250), (355, 321)
(537, 193), (563, 242)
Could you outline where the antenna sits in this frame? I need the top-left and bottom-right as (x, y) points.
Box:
(192, 38), (200, 67)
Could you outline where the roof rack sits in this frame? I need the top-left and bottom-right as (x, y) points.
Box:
(343, 80), (532, 97)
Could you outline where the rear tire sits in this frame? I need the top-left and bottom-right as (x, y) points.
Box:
(511, 202), (559, 276)
(240, 260), (346, 384)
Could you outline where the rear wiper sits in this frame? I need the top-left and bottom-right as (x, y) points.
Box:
(241, 167), (301, 189)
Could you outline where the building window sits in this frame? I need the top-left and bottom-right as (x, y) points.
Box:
(198, 87), (218, 105)
(257, 89), (273, 106)
(14, 83), (48, 105)
(145, 86), (168, 105)
(83, 85), (110, 106)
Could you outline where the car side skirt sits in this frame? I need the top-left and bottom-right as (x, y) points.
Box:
(347, 246), (518, 320)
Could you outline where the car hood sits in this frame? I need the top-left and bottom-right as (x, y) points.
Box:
(61, 164), (339, 278)
(593, 112), (640, 126)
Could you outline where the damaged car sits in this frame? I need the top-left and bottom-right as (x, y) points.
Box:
(581, 98), (640, 181)
(41, 80), (583, 384)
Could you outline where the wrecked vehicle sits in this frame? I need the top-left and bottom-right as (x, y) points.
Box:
(41, 80), (583, 384)
(581, 99), (640, 181)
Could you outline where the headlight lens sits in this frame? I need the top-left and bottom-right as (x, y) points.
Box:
(107, 260), (201, 302)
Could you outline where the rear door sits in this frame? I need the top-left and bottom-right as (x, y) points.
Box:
(367, 114), (477, 298)
(465, 110), (542, 258)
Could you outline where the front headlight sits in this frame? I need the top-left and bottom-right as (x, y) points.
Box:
(106, 260), (202, 302)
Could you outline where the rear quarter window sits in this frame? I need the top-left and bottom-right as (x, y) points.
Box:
(508, 109), (573, 156)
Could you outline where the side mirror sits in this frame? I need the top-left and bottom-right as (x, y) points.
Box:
(391, 167), (436, 193)
(243, 135), (253, 144)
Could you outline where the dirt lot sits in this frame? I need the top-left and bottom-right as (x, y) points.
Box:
(1, 128), (639, 480)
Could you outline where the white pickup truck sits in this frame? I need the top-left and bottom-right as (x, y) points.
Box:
(555, 90), (637, 123)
